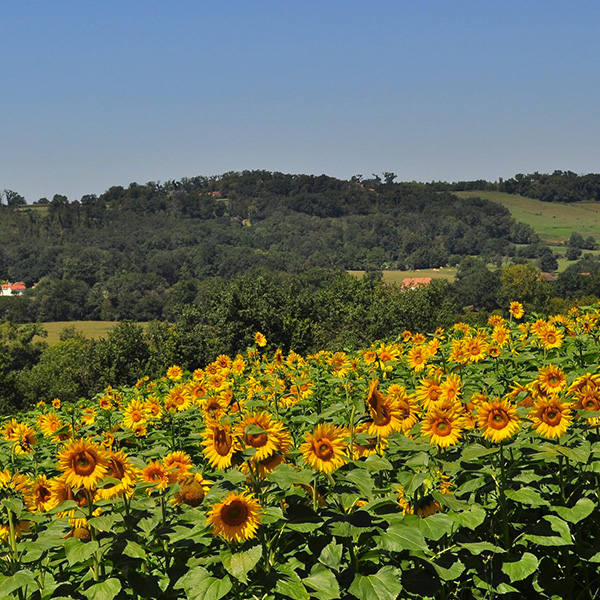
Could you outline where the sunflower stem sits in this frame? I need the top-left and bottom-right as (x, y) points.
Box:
(498, 443), (510, 552)
(85, 488), (101, 582)
(312, 474), (319, 512)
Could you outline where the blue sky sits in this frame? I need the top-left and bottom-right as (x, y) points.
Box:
(2, 1), (599, 202)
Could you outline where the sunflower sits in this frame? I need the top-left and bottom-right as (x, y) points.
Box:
(167, 365), (183, 381)
(57, 438), (109, 490)
(202, 421), (240, 470)
(2, 419), (19, 441)
(449, 339), (469, 364)
(300, 424), (348, 473)
(97, 450), (139, 500)
(421, 409), (465, 448)
(352, 423), (388, 459)
(415, 373), (443, 410)
(254, 332), (267, 347)
(477, 398), (520, 443)
(439, 374), (462, 403)
(231, 355), (246, 375)
(365, 396), (404, 438)
(26, 475), (56, 512)
(166, 385), (193, 412)
(122, 399), (148, 430)
(491, 325), (510, 347)
(366, 379), (386, 415)
(529, 398), (573, 439)
(207, 491), (261, 542)
(487, 344), (501, 358)
(236, 412), (284, 461)
(538, 325), (564, 350)
(465, 337), (488, 363)
(537, 365), (567, 395)
(141, 460), (170, 492)
(406, 345), (429, 372)
(509, 301), (524, 319)
(164, 451), (193, 483)
(396, 486), (413, 516)
(12, 423), (37, 455)
(98, 396), (113, 410)
(376, 342), (401, 369)
(145, 396), (163, 420)
(172, 473), (212, 507)
(81, 408), (96, 427)
(202, 395), (227, 421)
(327, 352), (351, 378)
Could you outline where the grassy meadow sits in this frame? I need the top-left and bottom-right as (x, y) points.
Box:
(348, 267), (457, 284)
(36, 321), (123, 345)
(454, 190), (600, 245)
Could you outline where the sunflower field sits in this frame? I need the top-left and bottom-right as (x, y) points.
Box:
(2, 304), (600, 599)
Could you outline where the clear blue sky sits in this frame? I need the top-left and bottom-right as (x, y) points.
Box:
(2, 0), (600, 202)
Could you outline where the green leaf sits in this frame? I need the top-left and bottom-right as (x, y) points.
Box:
(64, 538), (99, 566)
(377, 522), (429, 553)
(348, 566), (403, 600)
(343, 469), (374, 497)
(88, 513), (121, 532)
(411, 513), (454, 541)
(123, 540), (146, 560)
(505, 487), (549, 507)
(458, 542), (505, 555)
(502, 552), (539, 582)
(553, 497), (595, 524)
(220, 544), (262, 583)
(450, 506), (486, 530)
(85, 578), (122, 600)
(319, 541), (343, 572)
(266, 465), (314, 489)
(303, 564), (340, 600)
(175, 566), (232, 600)
(0, 570), (37, 597)
(555, 442), (590, 464)
(429, 556), (465, 581)
(362, 454), (393, 471)
(524, 516), (572, 547)
(275, 571), (310, 600)
(461, 444), (499, 462)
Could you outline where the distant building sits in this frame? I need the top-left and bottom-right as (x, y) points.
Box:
(1, 282), (26, 296)
(401, 277), (432, 290)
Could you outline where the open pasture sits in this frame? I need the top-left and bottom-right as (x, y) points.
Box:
(454, 190), (600, 244)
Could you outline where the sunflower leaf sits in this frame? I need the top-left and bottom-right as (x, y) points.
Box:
(64, 538), (99, 567)
(505, 487), (549, 507)
(0, 569), (37, 597)
(220, 544), (262, 583)
(348, 566), (403, 600)
(303, 564), (341, 599)
(84, 578), (122, 600)
(174, 566), (232, 600)
(553, 497), (595, 523)
(501, 552), (539, 582)
(376, 522), (429, 553)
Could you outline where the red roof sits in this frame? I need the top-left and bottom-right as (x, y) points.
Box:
(11, 284), (26, 291)
(401, 277), (432, 288)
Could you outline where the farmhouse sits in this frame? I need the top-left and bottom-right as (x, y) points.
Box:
(1, 282), (27, 296)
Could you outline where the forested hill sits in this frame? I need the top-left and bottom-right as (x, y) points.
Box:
(433, 170), (600, 203)
(2, 171), (530, 292)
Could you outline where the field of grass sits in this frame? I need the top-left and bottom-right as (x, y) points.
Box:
(454, 190), (600, 244)
(36, 321), (123, 344)
(349, 267), (456, 284)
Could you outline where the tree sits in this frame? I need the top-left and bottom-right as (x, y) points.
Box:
(565, 246), (582, 261)
(539, 250), (558, 272)
(3, 189), (26, 209)
(568, 232), (585, 248)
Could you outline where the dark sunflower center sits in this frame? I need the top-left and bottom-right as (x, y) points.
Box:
(433, 420), (450, 436)
(490, 410), (509, 429)
(214, 429), (232, 456)
(73, 450), (97, 476)
(246, 432), (268, 448)
(316, 439), (334, 460)
(131, 411), (142, 423)
(109, 458), (126, 480)
(37, 486), (52, 503)
(374, 406), (392, 426)
(222, 500), (249, 526)
(543, 408), (561, 426)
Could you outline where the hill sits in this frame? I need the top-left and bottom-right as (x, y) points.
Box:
(453, 190), (600, 245)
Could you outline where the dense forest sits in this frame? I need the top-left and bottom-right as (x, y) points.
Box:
(431, 169), (600, 203)
(0, 170), (542, 322)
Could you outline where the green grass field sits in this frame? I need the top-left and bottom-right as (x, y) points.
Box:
(36, 321), (123, 344)
(349, 267), (456, 284)
(454, 190), (600, 244)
